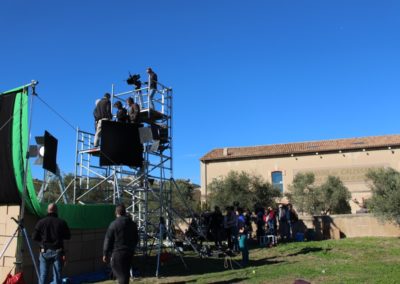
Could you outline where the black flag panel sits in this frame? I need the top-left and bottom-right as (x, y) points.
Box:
(100, 120), (144, 167)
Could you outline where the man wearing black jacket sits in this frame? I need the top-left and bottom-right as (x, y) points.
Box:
(126, 97), (140, 125)
(103, 204), (139, 284)
(113, 101), (128, 123)
(93, 93), (112, 147)
(33, 203), (71, 284)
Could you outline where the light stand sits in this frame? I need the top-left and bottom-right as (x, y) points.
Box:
(0, 218), (39, 279)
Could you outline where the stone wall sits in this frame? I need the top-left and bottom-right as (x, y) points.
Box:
(0, 205), (20, 281)
(0, 205), (108, 283)
(297, 213), (400, 240)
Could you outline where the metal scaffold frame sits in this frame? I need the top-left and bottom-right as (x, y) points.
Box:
(73, 82), (174, 260)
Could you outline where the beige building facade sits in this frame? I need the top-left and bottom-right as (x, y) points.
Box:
(200, 134), (400, 213)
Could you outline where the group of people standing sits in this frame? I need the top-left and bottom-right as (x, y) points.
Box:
(207, 206), (250, 266)
(255, 203), (298, 243)
(93, 67), (158, 147)
(192, 203), (299, 266)
(33, 203), (138, 284)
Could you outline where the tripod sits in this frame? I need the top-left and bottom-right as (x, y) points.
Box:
(0, 217), (39, 280)
(154, 220), (188, 278)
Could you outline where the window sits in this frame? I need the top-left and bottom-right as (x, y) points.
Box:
(271, 171), (284, 193)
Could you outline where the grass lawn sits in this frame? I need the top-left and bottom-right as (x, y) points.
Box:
(97, 237), (400, 284)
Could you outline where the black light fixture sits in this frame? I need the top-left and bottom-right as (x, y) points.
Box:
(32, 131), (58, 174)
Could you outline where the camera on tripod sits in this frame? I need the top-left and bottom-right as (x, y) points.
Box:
(126, 73), (142, 89)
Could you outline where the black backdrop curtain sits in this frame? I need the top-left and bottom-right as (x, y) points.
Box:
(0, 91), (22, 204)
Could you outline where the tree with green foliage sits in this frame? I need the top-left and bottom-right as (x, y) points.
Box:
(319, 176), (351, 215)
(34, 173), (77, 203)
(169, 179), (201, 217)
(287, 172), (351, 215)
(252, 174), (283, 209)
(208, 171), (281, 210)
(287, 172), (320, 215)
(366, 167), (400, 225)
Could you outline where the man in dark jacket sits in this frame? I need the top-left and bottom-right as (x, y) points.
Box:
(93, 93), (112, 147)
(113, 101), (128, 123)
(209, 206), (223, 249)
(103, 204), (139, 284)
(32, 203), (71, 284)
(126, 97), (140, 125)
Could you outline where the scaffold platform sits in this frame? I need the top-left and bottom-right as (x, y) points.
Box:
(73, 82), (174, 264)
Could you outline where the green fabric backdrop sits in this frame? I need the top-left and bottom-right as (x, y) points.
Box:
(1, 86), (115, 229)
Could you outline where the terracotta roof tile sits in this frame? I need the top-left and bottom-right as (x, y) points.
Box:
(200, 134), (400, 161)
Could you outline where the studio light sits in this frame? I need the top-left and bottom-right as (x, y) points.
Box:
(33, 131), (58, 174)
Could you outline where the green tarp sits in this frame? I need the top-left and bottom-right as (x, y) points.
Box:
(1, 86), (115, 229)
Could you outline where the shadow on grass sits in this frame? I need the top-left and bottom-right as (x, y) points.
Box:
(248, 257), (285, 266)
(166, 277), (250, 284)
(207, 278), (250, 284)
(184, 277), (250, 284)
(134, 251), (285, 278)
(286, 247), (330, 257)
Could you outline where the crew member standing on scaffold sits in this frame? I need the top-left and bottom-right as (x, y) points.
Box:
(126, 97), (141, 125)
(113, 101), (128, 123)
(93, 93), (112, 147)
(146, 67), (158, 110)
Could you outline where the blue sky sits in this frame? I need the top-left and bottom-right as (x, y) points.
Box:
(1, 0), (400, 184)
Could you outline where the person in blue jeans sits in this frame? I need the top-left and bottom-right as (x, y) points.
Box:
(237, 208), (249, 267)
(266, 207), (277, 235)
(33, 203), (71, 284)
(146, 67), (158, 110)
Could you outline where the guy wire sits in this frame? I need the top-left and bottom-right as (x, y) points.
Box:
(35, 95), (76, 131)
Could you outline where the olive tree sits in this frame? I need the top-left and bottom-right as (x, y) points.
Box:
(208, 171), (281, 210)
(287, 172), (351, 215)
(366, 167), (400, 225)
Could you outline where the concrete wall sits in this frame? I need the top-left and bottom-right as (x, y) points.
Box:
(0, 205), (108, 283)
(201, 148), (400, 212)
(297, 214), (400, 240)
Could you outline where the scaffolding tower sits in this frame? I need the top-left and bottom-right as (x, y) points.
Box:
(73, 82), (173, 257)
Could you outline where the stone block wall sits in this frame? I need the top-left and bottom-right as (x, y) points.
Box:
(298, 213), (400, 240)
(0, 205), (20, 281)
(0, 205), (109, 283)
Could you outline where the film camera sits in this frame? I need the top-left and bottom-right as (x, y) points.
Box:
(126, 73), (142, 89)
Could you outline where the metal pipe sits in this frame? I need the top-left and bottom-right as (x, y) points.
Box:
(73, 127), (79, 203)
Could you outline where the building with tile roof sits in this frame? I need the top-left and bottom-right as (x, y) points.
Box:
(200, 134), (400, 213)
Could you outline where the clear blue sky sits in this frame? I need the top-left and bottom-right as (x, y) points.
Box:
(1, 0), (400, 184)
